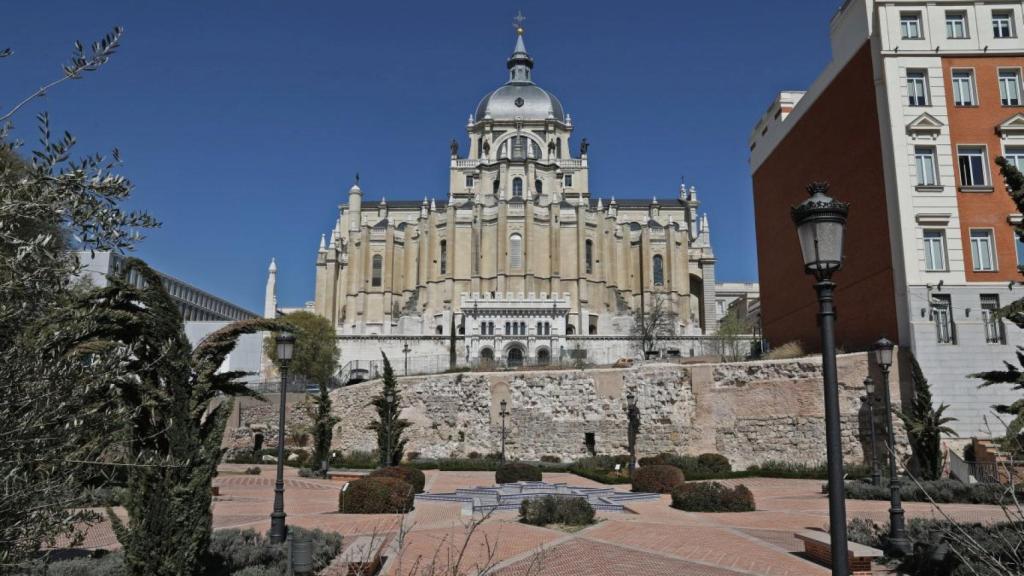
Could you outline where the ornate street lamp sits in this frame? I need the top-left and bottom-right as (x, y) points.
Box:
(791, 182), (850, 575)
(269, 331), (295, 544)
(499, 399), (509, 462)
(874, 337), (911, 555)
(863, 377), (882, 487)
(625, 393), (641, 477)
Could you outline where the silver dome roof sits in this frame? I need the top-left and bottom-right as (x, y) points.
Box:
(474, 31), (565, 123)
(475, 83), (565, 122)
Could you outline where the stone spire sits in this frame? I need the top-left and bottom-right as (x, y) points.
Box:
(319, 233), (326, 251)
(264, 258), (277, 319)
(507, 11), (534, 83)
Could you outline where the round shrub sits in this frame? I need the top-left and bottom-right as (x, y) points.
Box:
(244, 466), (261, 475)
(540, 454), (561, 463)
(631, 465), (685, 493)
(338, 476), (415, 513)
(697, 453), (732, 474)
(496, 462), (542, 484)
(369, 465), (426, 494)
(519, 495), (595, 526)
(671, 481), (755, 512)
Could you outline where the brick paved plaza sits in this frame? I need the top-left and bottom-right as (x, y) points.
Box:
(64, 466), (1009, 575)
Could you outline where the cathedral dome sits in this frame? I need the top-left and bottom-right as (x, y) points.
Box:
(474, 29), (565, 122)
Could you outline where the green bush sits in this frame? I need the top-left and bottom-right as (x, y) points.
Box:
(842, 478), (1021, 505)
(338, 476), (415, 513)
(540, 455), (561, 463)
(567, 465), (631, 484)
(671, 482), (755, 512)
(225, 448), (311, 468)
(519, 495), (595, 527)
(407, 458), (439, 470)
(631, 465), (685, 493)
(370, 465), (426, 493)
(328, 450), (378, 469)
(36, 527), (343, 576)
(496, 462), (542, 484)
(573, 455), (630, 470)
(697, 453), (732, 474)
(244, 466), (261, 475)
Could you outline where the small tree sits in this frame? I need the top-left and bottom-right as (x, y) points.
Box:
(368, 353), (410, 466)
(898, 354), (956, 480)
(711, 311), (752, 362)
(630, 292), (677, 357)
(265, 310), (339, 470)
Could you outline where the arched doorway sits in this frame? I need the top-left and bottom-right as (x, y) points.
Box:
(480, 347), (495, 369)
(536, 348), (550, 365)
(507, 346), (524, 368)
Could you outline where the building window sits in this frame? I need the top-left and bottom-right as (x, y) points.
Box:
(907, 70), (929, 106)
(999, 69), (1022, 105)
(512, 177), (523, 197)
(652, 254), (665, 286)
(371, 254), (383, 287)
(901, 13), (923, 39)
(923, 229), (948, 271)
(932, 294), (956, 344)
(958, 146), (989, 187)
(915, 146), (939, 186)
(535, 179), (543, 195)
(509, 233), (523, 269)
(1016, 232), (1024, 268)
(951, 70), (977, 106)
(511, 136), (527, 160)
(493, 179), (500, 195)
(1005, 146), (1024, 169)
(439, 240), (447, 274)
(981, 294), (1005, 343)
(970, 229), (997, 271)
(946, 11), (969, 39)
(585, 239), (594, 274)
(564, 174), (573, 187)
(465, 174), (474, 187)
(994, 11), (1015, 38)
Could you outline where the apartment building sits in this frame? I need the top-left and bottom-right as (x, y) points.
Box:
(749, 0), (1024, 437)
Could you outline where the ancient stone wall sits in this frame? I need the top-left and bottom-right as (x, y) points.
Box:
(227, 351), (909, 469)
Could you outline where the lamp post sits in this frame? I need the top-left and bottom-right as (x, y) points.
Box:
(402, 343), (411, 376)
(269, 331), (295, 544)
(863, 377), (882, 487)
(625, 393), (640, 477)
(499, 399), (509, 462)
(385, 391), (395, 467)
(874, 337), (911, 555)
(791, 182), (850, 575)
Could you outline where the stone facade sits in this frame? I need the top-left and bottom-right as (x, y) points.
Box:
(229, 351), (909, 469)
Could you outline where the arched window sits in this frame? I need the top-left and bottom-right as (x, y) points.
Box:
(512, 177), (523, 197)
(535, 179), (543, 195)
(511, 136), (526, 160)
(585, 239), (594, 274)
(439, 240), (447, 274)
(520, 322), (526, 335)
(509, 233), (523, 269)
(531, 141), (542, 159)
(371, 254), (383, 287)
(537, 321), (543, 335)
(556, 138), (563, 159)
(505, 321), (511, 335)
(436, 325), (443, 335)
(653, 254), (665, 286)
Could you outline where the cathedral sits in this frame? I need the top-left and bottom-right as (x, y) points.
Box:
(309, 24), (717, 371)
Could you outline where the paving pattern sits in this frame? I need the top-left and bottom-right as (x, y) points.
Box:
(57, 467), (1012, 575)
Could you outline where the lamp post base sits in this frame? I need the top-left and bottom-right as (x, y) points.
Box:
(269, 510), (287, 544)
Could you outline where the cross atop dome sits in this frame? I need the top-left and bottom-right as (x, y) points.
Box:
(513, 10), (526, 36)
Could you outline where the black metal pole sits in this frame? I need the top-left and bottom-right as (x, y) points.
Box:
(881, 363), (911, 555)
(500, 411), (507, 462)
(269, 364), (289, 544)
(867, 393), (881, 487)
(815, 280), (849, 576)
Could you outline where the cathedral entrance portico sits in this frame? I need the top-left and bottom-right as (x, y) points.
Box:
(506, 344), (525, 367)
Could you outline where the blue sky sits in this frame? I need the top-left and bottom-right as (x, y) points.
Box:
(2, 1), (840, 312)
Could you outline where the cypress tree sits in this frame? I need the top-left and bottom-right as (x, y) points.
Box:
(368, 353), (410, 466)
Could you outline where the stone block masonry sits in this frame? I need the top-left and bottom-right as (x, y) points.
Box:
(228, 351), (909, 468)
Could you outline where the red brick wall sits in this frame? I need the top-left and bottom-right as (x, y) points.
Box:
(752, 43), (898, 352)
(942, 56), (1024, 282)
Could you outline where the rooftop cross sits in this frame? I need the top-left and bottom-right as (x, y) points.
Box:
(513, 10), (526, 35)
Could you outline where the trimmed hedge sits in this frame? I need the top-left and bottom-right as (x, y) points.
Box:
(671, 482), (755, 512)
(568, 465), (631, 485)
(842, 478), (1022, 505)
(338, 476), (415, 513)
(496, 462), (542, 484)
(31, 527), (342, 576)
(631, 465), (685, 493)
(370, 465), (426, 494)
(697, 453), (732, 474)
(519, 496), (595, 527)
